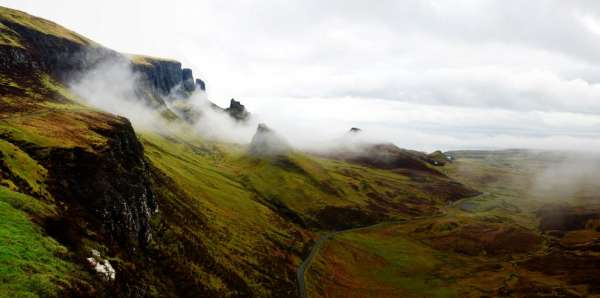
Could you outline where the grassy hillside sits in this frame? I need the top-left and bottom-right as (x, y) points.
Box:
(0, 187), (87, 297)
(0, 6), (94, 47)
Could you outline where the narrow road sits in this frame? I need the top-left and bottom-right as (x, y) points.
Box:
(296, 221), (407, 298)
(295, 189), (488, 297)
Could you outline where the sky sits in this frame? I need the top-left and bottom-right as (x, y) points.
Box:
(3, 0), (600, 151)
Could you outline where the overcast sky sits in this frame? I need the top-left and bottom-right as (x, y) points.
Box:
(4, 0), (600, 151)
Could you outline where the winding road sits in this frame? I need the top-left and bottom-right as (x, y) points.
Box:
(294, 198), (484, 298)
(295, 221), (407, 298)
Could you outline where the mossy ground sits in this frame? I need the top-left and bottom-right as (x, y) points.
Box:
(0, 187), (85, 297)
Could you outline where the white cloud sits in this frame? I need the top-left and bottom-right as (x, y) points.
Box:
(4, 0), (600, 151)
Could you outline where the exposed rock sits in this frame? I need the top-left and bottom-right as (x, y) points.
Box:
(86, 249), (116, 281)
(196, 78), (206, 91)
(0, 11), (205, 100)
(42, 117), (157, 249)
(0, 19), (118, 81)
(248, 123), (291, 156)
(132, 59), (184, 96)
(225, 98), (250, 121)
(182, 68), (195, 92)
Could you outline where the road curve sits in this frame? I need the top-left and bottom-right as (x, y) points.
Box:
(295, 190), (486, 298)
(296, 232), (336, 298)
(296, 221), (408, 298)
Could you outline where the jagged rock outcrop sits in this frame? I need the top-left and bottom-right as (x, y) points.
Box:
(196, 78), (206, 91)
(0, 19), (117, 80)
(131, 58), (195, 96)
(42, 117), (157, 249)
(182, 68), (195, 92)
(225, 98), (250, 121)
(248, 123), (291, 156)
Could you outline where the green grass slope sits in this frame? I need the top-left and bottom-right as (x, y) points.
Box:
(0, 6), (94, 47)
(0, 186), (88, 297)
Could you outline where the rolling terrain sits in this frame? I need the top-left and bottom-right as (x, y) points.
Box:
(0, 6), (479, 297)
(305, 150), (600, 297)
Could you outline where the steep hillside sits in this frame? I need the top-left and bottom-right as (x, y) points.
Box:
(0, 6), (478, 297)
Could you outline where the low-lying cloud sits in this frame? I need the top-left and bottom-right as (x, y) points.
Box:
(530, 153), (600, 203)
(68, 56), (257, 144)
(169, 92), (257, 143)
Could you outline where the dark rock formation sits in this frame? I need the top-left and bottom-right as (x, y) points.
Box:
(225, 98), (250, 121)
(42, 118), (157, 249)
(182, 68), (195, 92)
(196, 78), (206, 91)
(248, 123), (290, 156)
(132, 59), (184, 96)
(0, 19), (117, 81)
(0, 13), (205, 99)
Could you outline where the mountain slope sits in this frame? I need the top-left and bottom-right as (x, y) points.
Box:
(0, 6), (478, 297)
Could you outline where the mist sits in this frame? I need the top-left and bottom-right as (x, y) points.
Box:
(69, 57), (173, 129)
(168, 91), (258, 144)
(66, 54), (600, 164)
(68, 56), (259, 145)
(66, 55), (397, 153)
(530, 153), (600, 203)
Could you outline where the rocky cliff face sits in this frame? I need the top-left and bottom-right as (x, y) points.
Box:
(0, 21), (114, 79)
(132, 58), (186, 96)
(39, 117), (158, 249)
(0, 8), (204, 100)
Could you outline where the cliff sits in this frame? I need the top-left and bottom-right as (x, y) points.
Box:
(129, 55), (205, 96)
(0, 7), (204, 101)
(42, 117), (157, 249)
